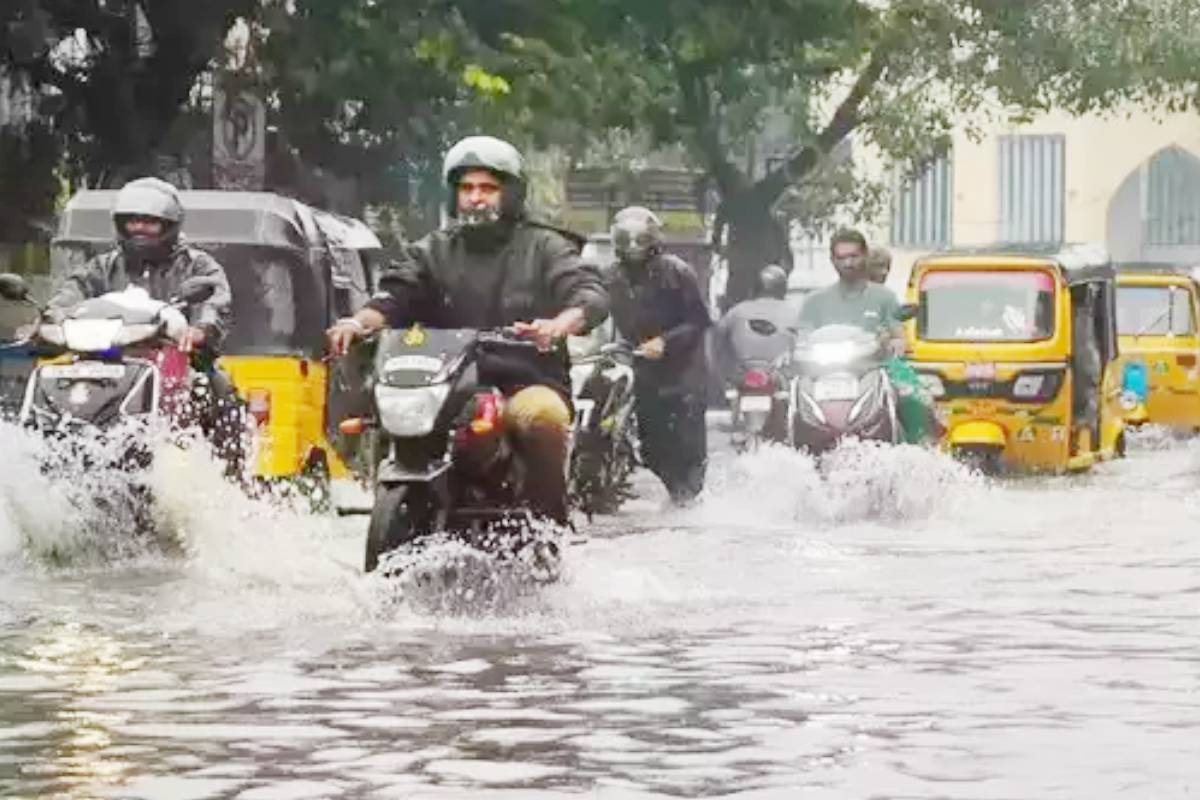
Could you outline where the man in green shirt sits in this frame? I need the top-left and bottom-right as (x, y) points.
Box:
(796, 229), (937, 444)
(796, 229), (904, 352)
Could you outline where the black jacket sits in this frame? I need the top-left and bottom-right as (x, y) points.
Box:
(365, 218), (609, 392)
(607, 252), (711, 395)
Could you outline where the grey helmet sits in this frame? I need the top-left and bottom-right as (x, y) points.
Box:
(611, 206), (663, 265)
(442, 135), (527, 224)
(112, 177), (184, 264)
(757, 264), (788, 299)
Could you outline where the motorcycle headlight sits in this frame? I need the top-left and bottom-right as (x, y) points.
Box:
(375, 383), (451, 437)
(63, 318), (123, 352)
(112, 323), (162, 347)
(37, 323), (65, 346)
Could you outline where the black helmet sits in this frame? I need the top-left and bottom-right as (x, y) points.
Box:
(111, 177), (184, 265)
(758, 264), (788, 299)
(442, 135), (527, 225)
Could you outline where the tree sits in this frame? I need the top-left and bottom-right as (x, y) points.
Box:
(432, 0), (1200, 302)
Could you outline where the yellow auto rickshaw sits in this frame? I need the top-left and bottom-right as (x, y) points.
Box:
(1114, 264), (1200, 431)
(906, 244), (1126, 473)
(52, 190), (379, 497)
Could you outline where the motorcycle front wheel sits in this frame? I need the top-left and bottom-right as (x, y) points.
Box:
(365, 484), (433, 572)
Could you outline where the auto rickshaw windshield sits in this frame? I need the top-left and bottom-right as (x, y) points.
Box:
(1116, 284), (1195, 336)
(918, 270), (1056, 342)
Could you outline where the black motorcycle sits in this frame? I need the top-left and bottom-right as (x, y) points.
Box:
(357, 327), (565, 574)
(568, 341), (638, 518)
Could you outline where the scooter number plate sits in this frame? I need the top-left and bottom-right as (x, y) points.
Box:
(813, 377), (858, 402)
(739, 395), (773, 412)
(41, 363), (126, 380)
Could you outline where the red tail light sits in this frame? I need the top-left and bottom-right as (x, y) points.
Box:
(469, 392), (503, 435)
(742, 369), (771, 390)
(247, 388), (271, 426)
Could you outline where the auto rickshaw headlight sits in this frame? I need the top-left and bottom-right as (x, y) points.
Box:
(1010, 370), (1063, 403)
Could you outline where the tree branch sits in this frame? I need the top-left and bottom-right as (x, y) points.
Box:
(755, 50), (887, 203)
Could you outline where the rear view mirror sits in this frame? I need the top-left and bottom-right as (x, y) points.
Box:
(0, 273), (31, 302)
(896, 303), (918, 322)
(175, 277), (219, 305)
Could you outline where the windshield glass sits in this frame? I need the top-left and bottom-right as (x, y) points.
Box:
(918, 270), (1056, 342)
(1117, 284), (1195, 335)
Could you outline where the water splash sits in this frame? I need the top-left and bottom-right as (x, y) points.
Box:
(692, 439), (981, 529)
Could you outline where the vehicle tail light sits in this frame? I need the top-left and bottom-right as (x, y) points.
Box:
(742, 369), (771, 390)
(338, 417), (369, 435)
(1178, 354), (1197, 368)
(469, 392), (502, 435)
(247, 388), (271, 426)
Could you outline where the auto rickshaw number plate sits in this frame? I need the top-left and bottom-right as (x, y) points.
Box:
(965, 362), (997, 381)
(42, 362), (126, 381)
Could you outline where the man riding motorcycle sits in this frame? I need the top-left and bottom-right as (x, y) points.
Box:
(605, 205), (711, 504)
(712, 264), (796, 381)
(45, 176), (244, 470)
(797, 230), (937, 445)
(326, 135), (609, 526)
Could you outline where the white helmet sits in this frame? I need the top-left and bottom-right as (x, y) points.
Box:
(442, 136), (527, 222)
(111, 177), (184, 264)
(611, 205), (663, 264)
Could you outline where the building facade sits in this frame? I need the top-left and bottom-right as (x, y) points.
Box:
(885, 108), (1200, 289)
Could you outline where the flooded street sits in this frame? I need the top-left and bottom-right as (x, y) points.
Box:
(2, 424), (1200, 798)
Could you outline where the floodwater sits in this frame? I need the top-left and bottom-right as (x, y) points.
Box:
(1, 422), (1199, 799)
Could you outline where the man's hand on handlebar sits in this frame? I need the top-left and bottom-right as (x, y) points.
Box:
(511, 307), (586, 352)
(326, 308), (386, 358)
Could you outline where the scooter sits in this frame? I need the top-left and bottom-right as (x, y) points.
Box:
(568, 341), (638, 518)
(789, 324), (899, 454)
(349, 326), (565, 574)
(0, 273), (226, 533)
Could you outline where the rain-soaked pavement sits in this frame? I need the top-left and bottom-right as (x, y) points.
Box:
(1, 420), (1199, 798)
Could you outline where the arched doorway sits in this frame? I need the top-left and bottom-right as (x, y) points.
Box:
(1107, 145), (1200, 266)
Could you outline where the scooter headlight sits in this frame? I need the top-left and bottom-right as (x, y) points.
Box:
(375, 383), (451, 437)
(63, 318), (123, 352)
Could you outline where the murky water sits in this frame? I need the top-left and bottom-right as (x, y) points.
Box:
(2, 421), (1200, 798)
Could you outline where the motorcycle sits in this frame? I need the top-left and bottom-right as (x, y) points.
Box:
(354, 326), (565, 575)
(789, 324), (900, 454)
(726, 358), (792, 451)
(568, 339), (638, 518)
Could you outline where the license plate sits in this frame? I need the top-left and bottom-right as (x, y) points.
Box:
(965, 362), (996, 380)
(813, 376), (858, 402)
(739, 394), (772, 412)
(41, 362), (126, 380)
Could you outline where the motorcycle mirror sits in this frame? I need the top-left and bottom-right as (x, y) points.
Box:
(896, 303), (918, 322)
(175, 277), (218, 305)
(0, 273), (31, 302)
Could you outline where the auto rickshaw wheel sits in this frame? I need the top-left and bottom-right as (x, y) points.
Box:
(956, 445), (1003, 476)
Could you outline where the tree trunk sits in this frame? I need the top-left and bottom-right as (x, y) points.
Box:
(718, 187), (791, 310)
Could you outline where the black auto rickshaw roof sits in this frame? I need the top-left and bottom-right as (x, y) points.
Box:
(918, 242), (1115, 284)
(54, 190), (320, 250)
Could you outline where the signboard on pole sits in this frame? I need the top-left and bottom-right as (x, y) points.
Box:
(212, 84), (265, 190)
